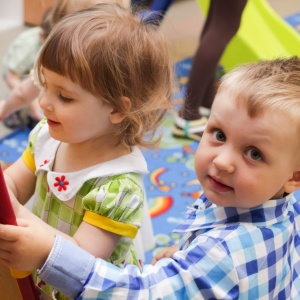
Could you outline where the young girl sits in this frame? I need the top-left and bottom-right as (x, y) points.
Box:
(4, 3), (171, 299)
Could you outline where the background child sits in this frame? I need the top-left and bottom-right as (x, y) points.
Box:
(1, 57), (300, 299)
(2, 3), (171, 300)
(1, 8), (52, 128)
(0, 0), (128, 129)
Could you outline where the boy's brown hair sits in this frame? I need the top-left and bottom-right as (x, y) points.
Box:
(218, 57), (300, 125)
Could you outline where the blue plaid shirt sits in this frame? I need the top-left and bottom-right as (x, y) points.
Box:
(39, 194), (300, 299)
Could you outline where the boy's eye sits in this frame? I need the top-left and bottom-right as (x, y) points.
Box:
(212, 129), (226, 142)
(246, 148), (262, 161)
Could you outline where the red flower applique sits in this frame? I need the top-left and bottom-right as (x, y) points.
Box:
(54, 175), (69, 191)
(40, 159), (50, 167)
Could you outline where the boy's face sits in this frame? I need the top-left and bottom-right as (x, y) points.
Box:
(195, 91), (299, 208)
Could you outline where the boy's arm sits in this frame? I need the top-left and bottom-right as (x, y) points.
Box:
(40, 235), (239, 299)
(0, 219), (239, 300)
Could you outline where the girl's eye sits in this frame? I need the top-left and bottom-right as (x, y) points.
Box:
(246, 148), (262, 161)
(212, 129), (226, 142)
(59, 94), (72, 103)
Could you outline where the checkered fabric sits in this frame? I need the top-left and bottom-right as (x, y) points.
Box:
(40, 193), (300, 299)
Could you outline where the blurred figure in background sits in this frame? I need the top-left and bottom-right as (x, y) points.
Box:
(0, 0), (129, 130)
(1, 8), (52, 128)
(132, 0), (247, 141)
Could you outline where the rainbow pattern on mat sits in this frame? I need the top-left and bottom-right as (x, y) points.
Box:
(149, 196), (173, 218)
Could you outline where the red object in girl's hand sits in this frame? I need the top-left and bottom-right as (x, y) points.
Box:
(0, 167), (39, 300)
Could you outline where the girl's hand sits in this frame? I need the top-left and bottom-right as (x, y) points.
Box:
(0, 218), (55, 271)
(150, 243), (179, 265)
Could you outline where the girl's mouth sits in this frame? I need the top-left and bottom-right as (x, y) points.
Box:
(47, 119), (60, 127)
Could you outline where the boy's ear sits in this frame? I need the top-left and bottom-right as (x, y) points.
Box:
(284, 171), (300, 194)
(109, 96), (131, 124)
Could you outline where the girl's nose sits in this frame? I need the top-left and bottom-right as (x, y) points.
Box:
(212, 151), (235, 173)
(38, 88), (52, 111)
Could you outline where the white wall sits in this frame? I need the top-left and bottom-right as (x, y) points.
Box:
(0, 0), (23, 31)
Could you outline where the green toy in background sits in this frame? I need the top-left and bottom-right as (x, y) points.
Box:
(197, 0), (300, 72)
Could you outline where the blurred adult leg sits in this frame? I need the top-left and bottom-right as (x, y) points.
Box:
(180, 0), (247, 122)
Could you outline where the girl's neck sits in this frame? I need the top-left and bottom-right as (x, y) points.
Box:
(52, 139), (131, 173)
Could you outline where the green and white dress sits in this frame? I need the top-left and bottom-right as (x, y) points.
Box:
(22, 119), (148, 300)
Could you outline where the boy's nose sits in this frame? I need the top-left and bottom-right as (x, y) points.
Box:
(212, 152), (235, 173)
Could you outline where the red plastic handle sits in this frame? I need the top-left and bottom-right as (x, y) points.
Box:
(0, 167), (39, 300)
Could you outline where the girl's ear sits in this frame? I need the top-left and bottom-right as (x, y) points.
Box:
(283, 171), (300, 194)
(109, 96), (131, 124)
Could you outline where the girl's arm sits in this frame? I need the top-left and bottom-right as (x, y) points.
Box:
(11, 204), (120, 259)
(73, 221), (120, 259)
(5, 158), (120, 259)
(4, 156), (36, 206)
(4, 154), (122, 261)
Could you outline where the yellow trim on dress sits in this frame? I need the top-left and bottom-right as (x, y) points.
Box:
(83, 210), (138, 239)
(10, 268), (32, 278)
(22, 147), (36, 173)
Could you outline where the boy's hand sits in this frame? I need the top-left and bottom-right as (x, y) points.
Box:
(150, 243), (179, 265)
(0, 218), (54, 271)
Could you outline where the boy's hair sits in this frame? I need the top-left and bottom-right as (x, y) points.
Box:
(36, 3), (172, 147)
(218, 57), (300, 123)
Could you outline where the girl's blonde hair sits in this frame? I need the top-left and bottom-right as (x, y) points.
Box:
(36, 3), (172, 147)
(218, 57), (300, 125)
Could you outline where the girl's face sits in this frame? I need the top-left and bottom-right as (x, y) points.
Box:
(195, 90), (299, 208)
(39, 68), (115, 144)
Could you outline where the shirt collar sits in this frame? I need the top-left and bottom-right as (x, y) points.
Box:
(34, 123), (148, 201)
(174, 193), (294, 233)
(43, 146), (148, 201)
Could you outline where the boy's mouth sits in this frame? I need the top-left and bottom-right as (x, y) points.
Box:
(208, 175), (233, 193)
